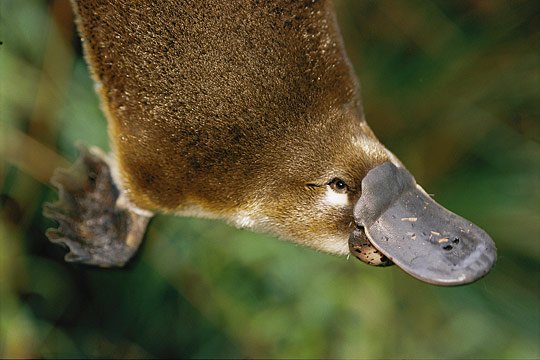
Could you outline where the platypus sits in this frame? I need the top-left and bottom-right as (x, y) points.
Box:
(44, 0), (496, 286)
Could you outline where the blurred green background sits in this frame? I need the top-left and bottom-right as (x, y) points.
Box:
(1, 0), (539, 358)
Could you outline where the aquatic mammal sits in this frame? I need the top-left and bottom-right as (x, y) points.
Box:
(44, 0), (496, 285)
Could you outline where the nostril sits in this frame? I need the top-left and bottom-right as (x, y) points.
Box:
(442, 244), (453, 251)
(452, 237), (460, 244)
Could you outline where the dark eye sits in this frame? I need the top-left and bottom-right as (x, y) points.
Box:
(329, 178), (348, 193)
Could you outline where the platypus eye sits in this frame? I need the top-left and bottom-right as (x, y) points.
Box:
(329, 178), (349, 193)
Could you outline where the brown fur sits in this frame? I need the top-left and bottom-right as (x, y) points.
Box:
(71, 0), (390, 253)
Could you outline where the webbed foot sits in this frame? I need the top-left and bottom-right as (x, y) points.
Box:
(43, 145), (151, 267)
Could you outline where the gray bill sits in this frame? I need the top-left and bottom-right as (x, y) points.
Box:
(350, 162), (497, 286)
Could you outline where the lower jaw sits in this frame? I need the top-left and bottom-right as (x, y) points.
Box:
(349, 227), (393, 267)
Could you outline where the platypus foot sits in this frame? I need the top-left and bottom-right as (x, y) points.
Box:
(43, 145), (151, 267)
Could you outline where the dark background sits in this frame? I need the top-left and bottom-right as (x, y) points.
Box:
(1, 0), (539, 358)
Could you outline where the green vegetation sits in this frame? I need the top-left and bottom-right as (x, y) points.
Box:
(1, 0), (538, 358)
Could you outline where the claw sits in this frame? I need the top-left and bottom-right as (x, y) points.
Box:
(43, 145), (151, 267)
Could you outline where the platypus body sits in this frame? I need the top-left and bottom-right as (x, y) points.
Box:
(44, 0), (496, 286)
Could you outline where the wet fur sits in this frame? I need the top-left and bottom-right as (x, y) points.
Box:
(72, 0), (390, 253)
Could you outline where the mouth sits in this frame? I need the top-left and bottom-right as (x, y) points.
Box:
(349, 161), (497, 286)
(349, 226), (393, 267)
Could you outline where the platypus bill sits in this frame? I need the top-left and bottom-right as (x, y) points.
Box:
(44, 0), (496, 286)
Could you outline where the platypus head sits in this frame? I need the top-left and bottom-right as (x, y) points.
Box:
(245, 100), (495, 286)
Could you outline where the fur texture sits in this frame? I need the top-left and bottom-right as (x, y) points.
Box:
(72, 0), (390, 253)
